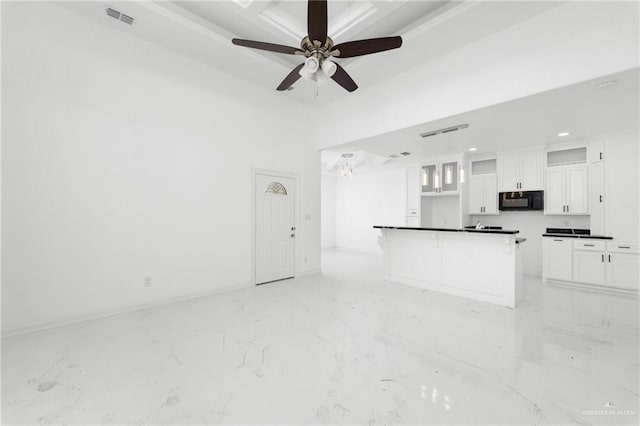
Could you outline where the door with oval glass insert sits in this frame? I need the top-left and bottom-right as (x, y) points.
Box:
(255, 173), (295, 284)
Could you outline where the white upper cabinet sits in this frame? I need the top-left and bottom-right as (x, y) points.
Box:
(421, 160), (459, 196)
(469, 158), (498, 215)
(469, 174), (498, 215)
(545, 165), (588, 215)
(545, 147), (589, 215)
(498, 150), (543, 191)
(588, 138), (606, 163)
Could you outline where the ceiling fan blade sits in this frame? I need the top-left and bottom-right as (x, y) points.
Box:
(332, 36), (403, 58)
(331, 63), (358, 92)
(277, 63), (305, 91)
(232, 39), (302, 55)
(308, 0), (328, 44)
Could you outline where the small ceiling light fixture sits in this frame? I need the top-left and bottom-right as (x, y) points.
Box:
(341, 153), (355, 179)
(468, 147), (477, 152)
(597, 80), (618, 90)
(558, 132), (570, 137)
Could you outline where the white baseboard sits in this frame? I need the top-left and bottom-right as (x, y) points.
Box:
(2, 281), (253, 338)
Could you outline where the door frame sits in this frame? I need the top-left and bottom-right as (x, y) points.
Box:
(251, 168), (300, 285)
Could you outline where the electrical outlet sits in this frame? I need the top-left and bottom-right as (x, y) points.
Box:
(144, 277), (152, 287)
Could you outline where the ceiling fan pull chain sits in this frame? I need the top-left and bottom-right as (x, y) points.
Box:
(314, 73), (319, 100)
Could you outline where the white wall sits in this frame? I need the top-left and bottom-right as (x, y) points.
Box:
(335, 168), (405, 253)
(1, 2), (320, 332)
(321, 175), (336, 249)
(317, 1), (639, 149)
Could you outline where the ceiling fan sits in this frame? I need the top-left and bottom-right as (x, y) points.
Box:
(231, 0), (402, 93)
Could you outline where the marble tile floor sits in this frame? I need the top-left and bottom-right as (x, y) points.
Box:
(2, 249), (639, 425)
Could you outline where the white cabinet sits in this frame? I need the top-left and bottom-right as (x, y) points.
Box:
(405, 167), (421, 227)
(545, 238), (638, 292)
(589, 162), (605, 235)
(545, 165), (588, 215)
(588, 139), (605, 163)
(543, 237), (573, 281)
(498, 151), (543, 191)
(606, 243), (639, 290)
(572, 240), (606, 285)
(421, 161), (459, 195)
(469, 174), (498, 215)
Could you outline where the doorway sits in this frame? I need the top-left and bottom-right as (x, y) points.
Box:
(254, 172), (296, 284)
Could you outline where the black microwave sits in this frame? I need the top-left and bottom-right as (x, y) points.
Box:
(499, 190), (544, 211)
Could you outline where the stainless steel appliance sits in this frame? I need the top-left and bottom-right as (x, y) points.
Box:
(499, 190), (544, 211)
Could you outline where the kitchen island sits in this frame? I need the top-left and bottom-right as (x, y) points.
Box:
(374, 226), (525, 308)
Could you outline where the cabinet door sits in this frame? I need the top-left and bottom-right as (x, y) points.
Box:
(589, 162), (605, 235)
(441, 161), (458, 193)
(588, 139), (605, 163)
(566, 165), (588, 214)
(544, 238), (572, 281)
(498, 155), (520, 191)
(483, 174), (498, 214)
(469, 176), (483, 214)
(545, 168), (565, 214)
(606, 253), (639, 290)
(405, 216), (421, 228)
(520, 151), (542, 190)
(573, 250), (605, 285)
(421, 164), (437, 194)
(406, 167), (421, 211)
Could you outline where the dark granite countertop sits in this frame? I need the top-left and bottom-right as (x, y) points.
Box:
(374, 226), (519, 235)
(542, 233), (613, 240)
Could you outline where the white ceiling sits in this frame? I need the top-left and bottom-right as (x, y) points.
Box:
(322, 68), (639, 173)
(59, 0), (563, 105)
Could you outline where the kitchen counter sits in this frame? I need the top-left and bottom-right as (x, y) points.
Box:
(374, 225), (519, 235)
(542, 233), (613, 240)
(375, 226), (524, 309)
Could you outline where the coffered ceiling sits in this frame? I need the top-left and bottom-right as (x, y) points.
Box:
(59, 1), (563, 105)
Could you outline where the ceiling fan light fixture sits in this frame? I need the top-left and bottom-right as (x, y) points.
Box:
(304, 56), (319, 73)
(321, 60), (337, 77)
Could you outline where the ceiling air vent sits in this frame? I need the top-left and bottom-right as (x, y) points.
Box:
(400, 152), (411, 156)
(106, 7), (134, 25)
(388, 154), (400, 159)
(420, 123), (468, 138)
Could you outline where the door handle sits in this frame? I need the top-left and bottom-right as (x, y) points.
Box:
(601, 254), (604, 262)
(291, 226), (296, 231)
(599, 195), (603, 203)
(600, 152), (603, 160)
(567, 205), (570, 213)
(584, 244), (595, 247)
(290, 234), (295, 238)
(563, 205), (566, 212)
(553, 239), (563, 242)
(608, 254), (611, 262)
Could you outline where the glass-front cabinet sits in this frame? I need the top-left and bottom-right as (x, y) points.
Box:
(421, 161), (459, 195)
(421, 164), (437, 194)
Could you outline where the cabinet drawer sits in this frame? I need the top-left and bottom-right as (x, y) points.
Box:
(606, 242), (639, 254)
(573, 240), (605, 251)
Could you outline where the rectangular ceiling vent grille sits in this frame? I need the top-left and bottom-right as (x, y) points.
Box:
(420, 123), (468, 138)
(400, 152), (411, 156)
(106, 7), (134, 25)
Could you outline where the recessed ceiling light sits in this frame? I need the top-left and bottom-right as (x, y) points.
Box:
(597, 80), (617, 89)
(468, 147), (477, 152)
(558, 132), (570, 137)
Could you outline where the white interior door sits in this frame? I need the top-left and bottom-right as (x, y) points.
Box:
(255, 174), (295, 284)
